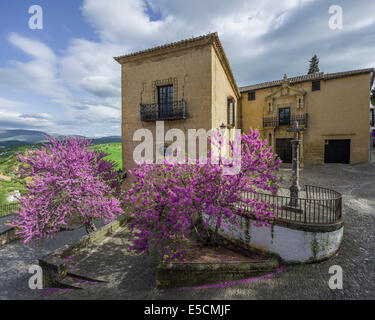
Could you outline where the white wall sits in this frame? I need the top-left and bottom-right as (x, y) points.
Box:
(207, 214), (344, 263)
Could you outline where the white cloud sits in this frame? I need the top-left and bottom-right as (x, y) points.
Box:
(0, 0), (374, 136)
(20, 112), (52, 120)
(0, 109), (54, 129)
(8, 33), (56, 62)
(0, 97), (24, 108)
(59, 38), (122, 100)
(82, 0), (171, 43)
(0, 34), (68, 100)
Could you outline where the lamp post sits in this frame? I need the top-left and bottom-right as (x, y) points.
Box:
(220, 122), (226, 133)
(219, 123), (227, 165)
(286, 121), (305, 207)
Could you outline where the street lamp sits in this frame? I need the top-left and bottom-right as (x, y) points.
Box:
(219, 123), (227, 165)
(220, 122), (226, 134)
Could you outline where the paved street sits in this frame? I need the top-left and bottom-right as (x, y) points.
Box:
(1, 162), (375, 299)
(0, 221), (104, 300)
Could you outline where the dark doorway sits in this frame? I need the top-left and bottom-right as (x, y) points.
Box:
(276, 138), (292, 163)
(324, 139), (351, 164)
(158, 85), (173, 118)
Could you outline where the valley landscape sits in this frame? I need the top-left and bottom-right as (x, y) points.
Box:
(0, 129), (122, 209)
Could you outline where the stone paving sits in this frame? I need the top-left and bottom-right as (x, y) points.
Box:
(1, 162), (375, 299)
(0, 220), (105, 299)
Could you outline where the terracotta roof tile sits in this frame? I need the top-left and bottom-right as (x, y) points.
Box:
(114, 32), (218, 62)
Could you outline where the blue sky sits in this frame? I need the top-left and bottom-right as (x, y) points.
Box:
(0, 0), (374, 137)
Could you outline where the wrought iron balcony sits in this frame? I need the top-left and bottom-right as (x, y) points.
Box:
(140, 99), (187, 121)
(263, 113), (308, 128)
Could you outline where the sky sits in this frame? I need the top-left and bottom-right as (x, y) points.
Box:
(0, 0), (374, 137)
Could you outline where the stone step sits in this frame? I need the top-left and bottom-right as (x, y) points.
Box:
(157, 256), (280, 289)
(59, 273), (107, 290)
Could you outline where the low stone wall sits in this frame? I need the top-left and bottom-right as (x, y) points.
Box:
(0, 224), (20, 247)
(209, 214), (344, 263)
(39, 215), (130, 287)
(0, 214), (19, 247)
(157, 257), (279, 289)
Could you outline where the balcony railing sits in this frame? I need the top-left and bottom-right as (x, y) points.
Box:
(263, 113), (308, 128)
(140, 99), (187, 121)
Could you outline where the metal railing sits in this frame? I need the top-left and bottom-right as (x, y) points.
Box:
(140, 99), (187, 121)
(263, 113), (308, 128)
(241, 185), (342, 225)
(0, 203), (19, 217)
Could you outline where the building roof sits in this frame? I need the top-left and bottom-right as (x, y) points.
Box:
(240, 68), (375, 92)
(114, 32), (240, 98)
(114, 33), (216, 62)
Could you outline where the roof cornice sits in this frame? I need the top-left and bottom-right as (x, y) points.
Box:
(114, 33), (218, 64)
(240, 68), (375, 93)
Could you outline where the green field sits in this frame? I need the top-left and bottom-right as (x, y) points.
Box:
(0, 142), (122, 206)
(90, 143), (122, 170)
(0, 144), (32, 206)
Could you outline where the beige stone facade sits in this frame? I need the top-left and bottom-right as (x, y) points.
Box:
(115, 33), (374, 170)
(241, 70), (374, 165)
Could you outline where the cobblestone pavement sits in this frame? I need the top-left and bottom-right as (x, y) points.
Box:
(43, 162), (375, 300)
(0, 221), (104, 300)
(1, 163), (375, 300)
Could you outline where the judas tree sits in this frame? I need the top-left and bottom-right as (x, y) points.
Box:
(12, 136), (123, 242)
(125, 129), (282, 263)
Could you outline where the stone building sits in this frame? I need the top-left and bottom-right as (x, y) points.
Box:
(115, 33), (374, 170)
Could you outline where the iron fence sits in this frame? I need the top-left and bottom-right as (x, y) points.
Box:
(0, 203), (19, 217)
(241, 185), (342, 225)
(140, 99), (187, 121)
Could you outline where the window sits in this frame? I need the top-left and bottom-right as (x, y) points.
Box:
(248, 91), (256, 101)
(158, 85), (174, 117)
(279, 107), (290, 126)
(227, 98), (235, 126)
(312, 81), (321, 91)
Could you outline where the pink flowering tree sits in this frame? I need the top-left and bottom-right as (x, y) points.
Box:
(125, 129), (281, 263)
(12, 136), (123, 242)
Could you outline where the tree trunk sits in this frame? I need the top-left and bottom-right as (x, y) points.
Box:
(210, 219), (220, 247)
(191, 211), (222, 248)
(84, 219), (97, 233)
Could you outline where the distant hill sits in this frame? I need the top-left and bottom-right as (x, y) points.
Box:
(0, 129), (51, 145)
(90, 136), (122, 145)
(0, 129), (121, 147)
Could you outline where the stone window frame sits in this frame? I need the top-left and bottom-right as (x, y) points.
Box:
(152, 77), (178, 104)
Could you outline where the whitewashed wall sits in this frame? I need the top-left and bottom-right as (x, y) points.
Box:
(207, 214), (344, 263)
